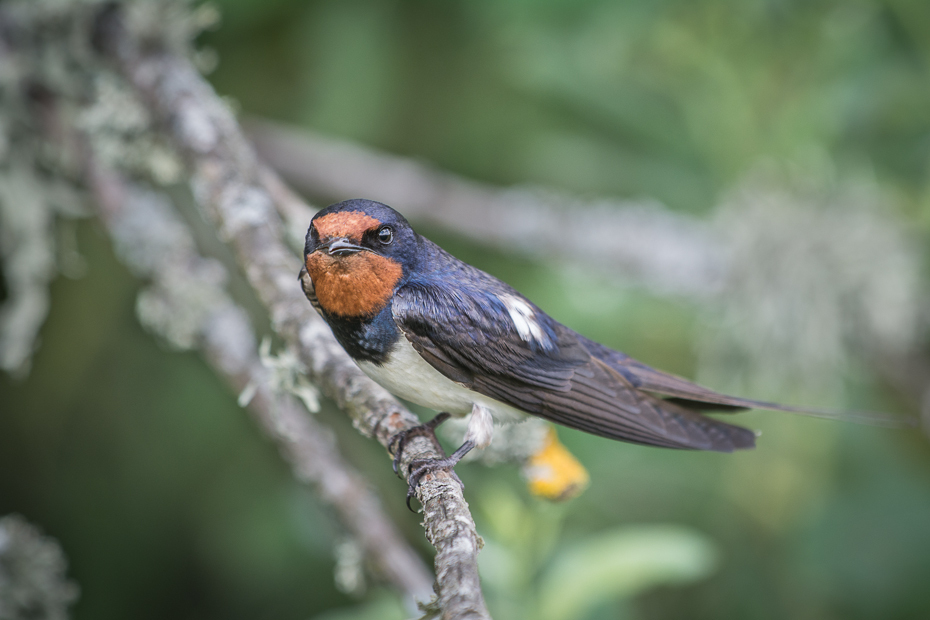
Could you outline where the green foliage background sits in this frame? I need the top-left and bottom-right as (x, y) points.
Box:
(2, 0), (930, 618)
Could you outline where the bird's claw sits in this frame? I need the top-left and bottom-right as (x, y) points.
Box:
(389, 412), (451, 475)
(403, 439), (475, 512)
(388, 414), (475, 512)
(405, 456), (465, 511)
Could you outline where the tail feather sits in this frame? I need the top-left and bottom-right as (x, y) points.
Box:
(580, 336), (914, 429)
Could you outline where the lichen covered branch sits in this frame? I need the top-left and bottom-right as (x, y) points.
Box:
(93, 8), (490, 617)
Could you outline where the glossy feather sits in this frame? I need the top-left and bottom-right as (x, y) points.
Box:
(392, 240), (757, 452)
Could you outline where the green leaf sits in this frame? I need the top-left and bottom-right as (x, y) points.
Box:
(535, 525), (719, 620)
(308, 591), (407, 620)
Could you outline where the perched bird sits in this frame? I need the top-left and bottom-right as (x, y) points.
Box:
(300, 199), (903, 503)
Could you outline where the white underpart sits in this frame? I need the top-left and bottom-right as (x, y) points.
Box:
(500, 294), (551, 349)
(357, 337), (527, 449)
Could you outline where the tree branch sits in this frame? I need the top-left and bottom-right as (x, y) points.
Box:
(93, 7), (490, 618)
(246, 118), (726, 298)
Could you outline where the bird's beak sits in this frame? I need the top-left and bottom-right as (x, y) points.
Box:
(317, 237), (364, 257)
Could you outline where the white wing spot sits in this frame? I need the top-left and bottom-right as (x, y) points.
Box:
(500, 294), (551, 349)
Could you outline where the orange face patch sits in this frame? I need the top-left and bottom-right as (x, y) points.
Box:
(313, 211), (382, 243)
(305, 251), (403, 318)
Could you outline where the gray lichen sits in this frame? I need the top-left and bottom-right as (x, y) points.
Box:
(699, 168), (925, 400)
(0, 166), (58, 376)
(0, 0), (213, 376)
(0, 515), (79, 620)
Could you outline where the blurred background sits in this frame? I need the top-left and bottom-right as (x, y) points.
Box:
(2, 0), (930, 618)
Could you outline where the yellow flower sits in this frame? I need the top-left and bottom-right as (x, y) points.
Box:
(524, 428), (590, 501)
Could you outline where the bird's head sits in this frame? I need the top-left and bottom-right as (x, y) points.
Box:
(302, 199), (417, 318)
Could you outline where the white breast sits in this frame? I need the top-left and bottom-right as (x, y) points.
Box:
(356, 336), (528, 425)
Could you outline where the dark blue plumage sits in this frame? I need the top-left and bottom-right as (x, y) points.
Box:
(300, 199), (786, 453)
(299, 199), (910, 504)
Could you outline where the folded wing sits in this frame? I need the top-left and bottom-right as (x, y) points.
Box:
(392, 280), (757, 452)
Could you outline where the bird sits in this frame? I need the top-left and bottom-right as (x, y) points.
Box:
(299, 198), (906, 505)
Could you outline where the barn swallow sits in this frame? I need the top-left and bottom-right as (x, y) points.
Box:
(300, 199), (906, 504)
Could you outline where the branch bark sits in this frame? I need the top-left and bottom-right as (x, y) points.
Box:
(93, 7), (490, 618)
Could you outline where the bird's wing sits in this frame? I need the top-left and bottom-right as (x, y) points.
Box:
(577, 338), (752, 412)
(392, 280), (756, 451)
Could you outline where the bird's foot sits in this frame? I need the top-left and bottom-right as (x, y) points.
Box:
(405, 440), (475, 511)
(389, 412), (451, 475)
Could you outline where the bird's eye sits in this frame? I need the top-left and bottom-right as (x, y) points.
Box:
(377, 226), (394, 245)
